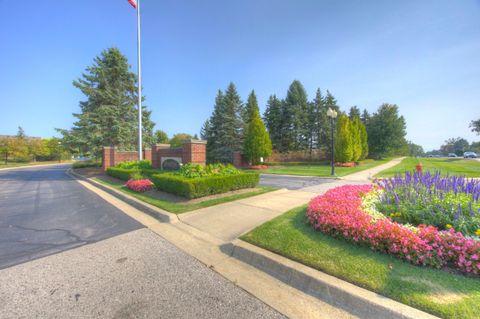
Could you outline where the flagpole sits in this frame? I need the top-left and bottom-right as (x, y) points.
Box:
(136, 0), (143, 160)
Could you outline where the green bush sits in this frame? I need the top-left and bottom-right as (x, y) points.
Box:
(179, 163), (240, 178)
(117, 160), (152, 170)
(106, 167), (141, 181)
(151, 172), (260, 199)
(72, 160), (101, 169)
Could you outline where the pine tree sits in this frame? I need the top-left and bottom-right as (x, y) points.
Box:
(361, 109), (370, 125)
(366, 103), (407, 158)
(58, 48), (155, 157)
(264, 95), (283, 151)
(349, 106), (361, 119)
(205, 83), (244, 163)
(284, 80), (309, 150)
(243, 109), (272, 165)
(324, 90), (340, 156)
(200, 119), (211, 140)
(312, 88), (328, 151)
(334, 113), (353, 163)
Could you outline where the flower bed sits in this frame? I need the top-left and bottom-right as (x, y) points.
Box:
(335, 162), (356, 167)
(376, 171), (480, 236)
(125, 178), (154, 192)
(307, 184), (480, 274)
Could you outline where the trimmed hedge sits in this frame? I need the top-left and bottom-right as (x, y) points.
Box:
(151, 172), (260, 199)
(106, 167), (141, 181)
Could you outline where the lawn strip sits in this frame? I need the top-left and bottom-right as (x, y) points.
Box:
(376, 157), (480, 178)
(261, 158), (390, 177)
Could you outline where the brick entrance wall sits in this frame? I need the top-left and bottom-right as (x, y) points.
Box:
(102, 140), (206, 171)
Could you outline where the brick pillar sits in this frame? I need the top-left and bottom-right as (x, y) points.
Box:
(182, 139), (207, 166)
(151, 144), (171, 168)
(143, 148), (152, 161)
(102, 147), (115, 171)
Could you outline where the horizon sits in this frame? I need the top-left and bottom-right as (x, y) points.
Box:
(1, 0), (479, 151)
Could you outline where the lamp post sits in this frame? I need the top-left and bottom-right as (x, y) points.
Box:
(326, 108), (338, 176)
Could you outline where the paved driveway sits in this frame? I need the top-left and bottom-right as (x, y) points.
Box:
(260, 174), (334, 190)
(0, 165), (143, 269)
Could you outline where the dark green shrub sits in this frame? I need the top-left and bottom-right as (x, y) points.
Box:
(106, 167), (141, 181)
(151, 172), (259, 199)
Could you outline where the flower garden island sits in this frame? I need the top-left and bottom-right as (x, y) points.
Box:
(307, 172), (480, 275)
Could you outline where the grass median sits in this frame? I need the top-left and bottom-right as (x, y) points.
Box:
(93, 177), (277, 214)
(259, 158), (390, 177)
(376, 157), (480, 178)
(241, 206), (480, 319)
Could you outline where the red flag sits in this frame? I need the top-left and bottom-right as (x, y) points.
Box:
(128, 0), (137, 9)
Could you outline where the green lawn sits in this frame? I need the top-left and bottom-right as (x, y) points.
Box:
(376, 157), (480, 178)
(93, 177), (277, 214)
(259, 158), (390, 177)
(242, 206), (480, 319)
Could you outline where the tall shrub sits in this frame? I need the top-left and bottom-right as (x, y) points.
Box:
(244, 109), (272, 165)
(350, 117), (362, 161)
(359, 120), (369, 159)
(334, 114), (353, 163)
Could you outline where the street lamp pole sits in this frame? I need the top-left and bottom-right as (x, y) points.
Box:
(327, 108), (338, 176)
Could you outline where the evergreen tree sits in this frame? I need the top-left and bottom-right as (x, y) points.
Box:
(361, 109), (370, 125)
(200, 119), (211, 140)
(58, 48), (154, 157)
(349, 106), (361, 119)
(334, 113), (353, 163)
(366, 103), (407, 158)
(359, 120), (369, 159)
(17, 127), (26, 139)
(324, 90), (340, 155)
(284, 80), (309, 150)
(205, 83), (244, 163)
(312, 88), (328, 151)
(244, 90), (260, 123)
(350, 117), (363, 161)
(243, 109), (272, 165)
(263, 95), (283, 151)
(154, 130), (169, 144)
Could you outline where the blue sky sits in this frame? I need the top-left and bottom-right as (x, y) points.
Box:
(1, 0), (479, 151)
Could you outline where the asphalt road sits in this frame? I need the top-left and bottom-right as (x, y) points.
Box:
(260, 173), (334, 190)
(0, 165), (284, 318)
(0, 165), (143, 269)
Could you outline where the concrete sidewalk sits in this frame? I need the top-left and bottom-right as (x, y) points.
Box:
(180, 158), (404, 242)
(179, 189), (317, 241)
(339, 157), (405, 182)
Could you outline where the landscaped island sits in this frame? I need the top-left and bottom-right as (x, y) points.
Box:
(86, 160), (273, 214)
(243, 171), (480, 318)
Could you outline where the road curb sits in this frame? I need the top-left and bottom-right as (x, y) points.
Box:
(67, 169), (177, 223)
(223, 239), (439, 319)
